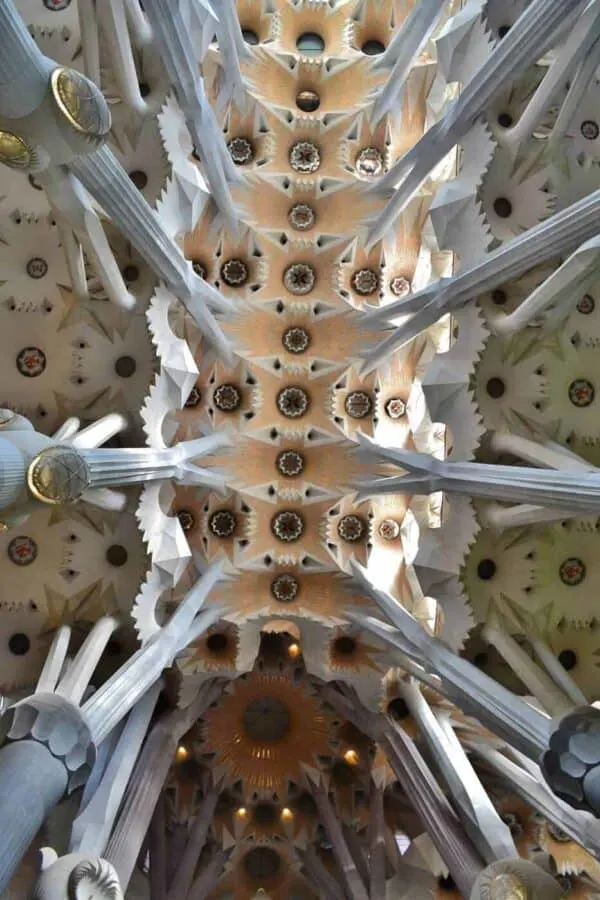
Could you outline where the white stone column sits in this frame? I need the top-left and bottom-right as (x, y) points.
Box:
(357, 438), (600, 519)
(167, 776), (222, 900)
(0, 564), (224, 889)
(489, 234), (600, 335)
(361, 187), (600, 372)
(368, 781), (386, 900)
(0, 0), (53, 117)
(481, 623), (573, 717)
(0, 692), (95, 894)
(55, 617), (119, 706)
(365, 0), (588, 248)
(140, 0), (241, 231)
(82, 561), (225, 744)
(370, 0), (446, 126)
(69, 683), (161, 856)
(213, 0), (250, 108)
(467, 740), (600, 859)
(69, 146), (234, 358)
(399, 679), (519, 863)
(299, 845), (346, 900)
(0, 741), (69, 893)
(0, 438), (26, 512)
(79, 431), (232, 493)
(348, 563), (552, 760)
(305, 772), (370, 900)
(380, 724), (484, 897)
(104, 681), (224, 887)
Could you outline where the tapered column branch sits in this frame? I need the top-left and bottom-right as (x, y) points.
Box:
(104, 680), (225, 888)
(380, 723), (484, 896)
(70, 683), (161, 856)
(399, 679), (518, 863)
(82, 562), (226, 743)
(315, 682), (483, 896)
(149, 791), (168, 900)
(466, 739), (600, 859)
(187, 848), (229, 900)
(298, 846), (346, 900)
(364, 0), (587, 248)
(370, 0), (446, 126)
(360, 188), (600, 372)
(368, 782), (386, 899)
(167, 777), (222, 900)
(140, 0), (241, 231)
(305, 775), (369, 900)
(70, 147), (233, 358)
(356, 437), (600, 519)
(346, 564), (551, 760)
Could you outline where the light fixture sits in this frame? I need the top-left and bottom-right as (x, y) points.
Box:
(236, 807), (248, 817)
(281, 807), (294, 821)
(343, 748), (359, 765)
(175, 745), (189, 762)
(288, 642), (301, 658)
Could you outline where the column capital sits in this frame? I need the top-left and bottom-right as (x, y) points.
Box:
(0, 693), (95, 793)
(540, 705), (600, 816)
(468, 859), (563, 899)
(33, 848), (123, 900)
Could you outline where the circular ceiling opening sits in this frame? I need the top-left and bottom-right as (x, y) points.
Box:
(296, 32), (325, 55)
(296, 90), (320, 113)
(387, 697), (410, 720)
(242, 696), (291, 742)
(206, 633), (228, 653)
(9, 633), (30, 655)
(362, 39), (385, 55)
(253, 803), (277, 825)
(244, 846), (282, 880)
(333, 635), (357, 656)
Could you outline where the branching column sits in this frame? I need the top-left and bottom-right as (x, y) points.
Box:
(105, 681), (225, 888)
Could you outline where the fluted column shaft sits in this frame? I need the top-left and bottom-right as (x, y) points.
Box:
(70, 683), (161, 856)
(70, 147), (233, 361)
(467, 741), (600, 859)
(300, 846), (346, 900)
(167, 781), (220, 900)
(82, 606), (220, 745)
(0, 0), (53, 117)
(482, 623), (573, 717)
(368, 783), (386, 899)
(400, 680), (518, 863)
(362, 188), (600, 369)
(135, 0), (239, 229)
(309, 780), (369, 900)
(371, 0), (446, 126)
(361, 452), (600, 518)
(0, 741), (68, 893)
(348, 566), (552, 760)
(0, 438), (26, 511)
(381, 722), (484, 897)
(75, 431), (231, 495)
(366, 0), (587, 246)
(71, 146), (195, 298)
(105, 681), (224, 887)
(187, 849), (228, 900)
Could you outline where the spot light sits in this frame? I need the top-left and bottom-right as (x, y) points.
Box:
(288, 642), (301, 658)
(343, 748), (359, 765)
(175, 745), (189, 761)
(281, 807), (294, 821)
(236, 807), (248, 817)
